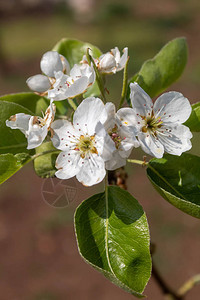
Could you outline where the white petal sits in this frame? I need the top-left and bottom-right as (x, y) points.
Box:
(103, 102), (116, 131)
(105, 151), (126, 171)
(60, 55), (70, 74)
(26, 74), (51, 93)
(27, 124), (48, 149)
(157, 124), (192, 156)
(73, 97), (106, 135)
(40, 51), (63, 77)
(55, 151), (80, 180)
(99, 52), (116, 73)
(117, 107), (138, 127)
(64, 76), (89, 99)
(76, 154), (106, 186)
(153, 92), (192, 124)
(51, 119), (78, 151)
(130, 82), (153, 116)
(117, 47), (128, 71)
(70, 64), (82, 78)
(95, 122), (116, 161)
(138, 132), (164, 158)
(6, 113), (31, 135)
(111, 47), (120, 63)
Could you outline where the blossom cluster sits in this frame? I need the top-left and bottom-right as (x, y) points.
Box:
(6, 47), (192, 186)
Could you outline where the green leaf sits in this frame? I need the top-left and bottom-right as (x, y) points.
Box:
(53, 38), (102, 97)
(75, 186), (151, 297)
(0, 101), (34, 154)
(0, 152), (31, 184)
(147, 153), (200, 218)
(127, 37), (188, 102)
(34, 141), (60, 178)
(184, 102), (200, 132)
(0, 92), (49, 115)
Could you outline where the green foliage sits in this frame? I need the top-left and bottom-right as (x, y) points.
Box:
(147, 153), (200, 218)
(34, 142), (60, 178)
(184, 102), (200, 132)
(0, 101), (33, 154)
(75, 186), (151, 297)
(0, 93), (49, 115)
(127, 37), (188, 102)
(0, 153), (31, 184)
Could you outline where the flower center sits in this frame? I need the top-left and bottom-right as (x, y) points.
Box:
(108, 124), (122, 149)
(142, 114), (163, 134)
(75, 135), (98, 158)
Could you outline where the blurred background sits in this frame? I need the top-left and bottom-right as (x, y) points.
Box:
(0, 0), (200, 299)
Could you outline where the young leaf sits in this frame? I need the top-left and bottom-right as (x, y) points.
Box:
(75, 186), (151, 297)
(0, 153), (31, 184)
(147, 153), (200, 218)
(0, 101), (33, 154)
(184, 102), (200, 132)
(53, 38), (102, 97)
(127, 37), (188, 102)
(34, 141), (60, 178)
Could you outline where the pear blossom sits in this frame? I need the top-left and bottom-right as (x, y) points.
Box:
(6, 103), (56, 149)
(48, 63), (95, 101)
(118, 82), (192, 158)
(102, 102), (139, 170)
(51, 97), (115, 186)
(81, 47), (128, 75)
(26, 51), (70, 95)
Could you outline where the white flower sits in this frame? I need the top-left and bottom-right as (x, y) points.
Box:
(48, 63), (95, 101)
(51, 97), (115, 186)
(96, 47), (128, 74)
(81, 47), (128, 75)
(6, 103), (56, 149)
(26, 51), (70, 95)
(121, 82), (192, 158)
(102, 102), (139, 170)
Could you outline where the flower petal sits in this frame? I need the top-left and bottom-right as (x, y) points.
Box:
(26, 74), (51, 93)
(105, 151), (126, 171)
(76, 154), (106, 186)
(117, 47), (128, 71)
(55, 151), (80, 180)
(157, 124), (192, 156)
(73, 97), (106, 135)
(138, 132), (164, 158)
(64, 76), (89, 99)
(95, 122), (116, 161)
(6, 113), (31, 135)
(154, 92), (192, 124)
(117, 107), (138, 127)
(130, 82), (153, 116)
(60, 55), (70, 74)
(40, 51), (63, 77)
(99, 52), (116, 73)
(27, 124), (48, 149)
(51, 119), (78, 151)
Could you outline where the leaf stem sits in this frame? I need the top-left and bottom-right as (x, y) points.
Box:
(86, 48), (106, 102)
(119, 56), (130, 109)
(32, 149), (60, 160)
(177, 274), (200, 297)
(68, 99), (77, 111)
(127, 159), (148, 166)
